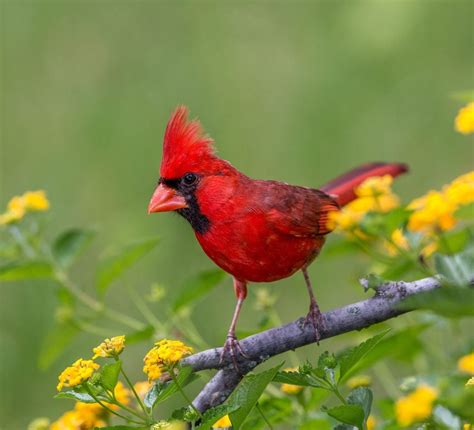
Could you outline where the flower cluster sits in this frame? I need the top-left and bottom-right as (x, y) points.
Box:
(0, 190), (49, 225)
(455, 101), (474, 134)
(143, 339), (193, 381)
(279, 367), (304, 395)
(50, 402), (106, 430)
(57, 359), (100, 391)
(457, 352), (474, 375)
(327, 175), (399, 234)
(346, 374), (372, 389)
(212, 415), (232, 428)
(92, 335), (126, 359)
(395, 384), (438, 427)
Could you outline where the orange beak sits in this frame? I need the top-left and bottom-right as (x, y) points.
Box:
(148, 184), (187, 213)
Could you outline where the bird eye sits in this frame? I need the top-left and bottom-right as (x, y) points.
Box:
(183, 173), (197, 186)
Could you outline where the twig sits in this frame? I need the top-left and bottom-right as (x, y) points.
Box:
(180, 276), (442, 412)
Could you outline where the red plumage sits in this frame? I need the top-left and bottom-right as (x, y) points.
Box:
(149, 106), (408, 360)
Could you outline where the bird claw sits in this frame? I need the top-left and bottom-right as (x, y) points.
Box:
(219, 334), (249, 372)
(303, 302), (325, 344)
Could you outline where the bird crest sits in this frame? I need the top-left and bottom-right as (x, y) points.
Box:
(160, 106), (216, 178)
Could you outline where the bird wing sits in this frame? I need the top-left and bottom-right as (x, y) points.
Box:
(254, 181), (340, 238)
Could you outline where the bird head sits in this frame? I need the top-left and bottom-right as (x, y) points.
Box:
(148, 106), (235, 233)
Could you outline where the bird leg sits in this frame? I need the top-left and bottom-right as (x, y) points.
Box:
(302, 268), (325, 344)
(220, 278), (249, 370)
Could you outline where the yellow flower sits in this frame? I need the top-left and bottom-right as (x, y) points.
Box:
(212, 415), (232, 428)
(444, 171), (474, 206)
(50, 402), (106, 430)
(408, 190), (457, 233)
(153, 422), (188, 430)
(57, 358), (100, 391)
(356, 175), (394, 198)
(143, 339), (193, 381)
(421, 241), (438, 258)
(23, 190), (50, 211)
(395, 384), (438, 427)
(384, 229), (409, 256)
(0, 208), (25, 225)
(280, 367), (304, 395)
(134, 380), (153, 399)
(155, 339), (194, 365)
(27, 418), (50, 430)
(280, 383), (304, 395)
(0, 190), (49, 225)
(346, 374), (372, 389)
(458, 352), (474, 374)
(464, 424), (473, 430)
(92, 335), (126, 359)
(455, 102), (474, 134)
(143, 347), (163, 381)
(367, 415), (376, 430)
(466, 377), (474, 386)
(328, 176), (399, 235)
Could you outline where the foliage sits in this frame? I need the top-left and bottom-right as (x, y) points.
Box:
(2, 126), (474, 428)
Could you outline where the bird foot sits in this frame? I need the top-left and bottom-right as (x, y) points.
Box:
(303, 302), (325, 344)
(219, 333), (249, 372)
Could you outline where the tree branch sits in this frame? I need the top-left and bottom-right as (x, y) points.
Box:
(181, 276), (441, 412)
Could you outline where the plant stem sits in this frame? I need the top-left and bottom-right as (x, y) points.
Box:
(111, 391), (149, 423)
(8, 225), (36, 258)
(256, 402), (274, 429)
(126, 284), (165, 333)
(55, 269), (145, 330)
(169, 367), (202, 418)
(84, 384), (146, 425)
(333, 386), (347, 405)
(73, 318), (111, 337)
(118, 360), (151, 420)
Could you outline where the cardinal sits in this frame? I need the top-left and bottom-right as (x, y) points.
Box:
(148, 106), (407, 364)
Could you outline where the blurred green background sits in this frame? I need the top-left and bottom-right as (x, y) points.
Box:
(1, 0), (472, 428)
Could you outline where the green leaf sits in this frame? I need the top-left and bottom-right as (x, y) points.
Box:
(435, 250), (474, 287)
(0, 260), (53, 281)
(96, 237), (159, 295)
(144, 366), (199, 408)
(273, 370), (315, 387)
(326, 404), (365, 429)
(399, 287), (474, 318)
(197, 404), (241, 430)
(347, 387), (373, 421)
(53, 228), (95, 268)
(436, 228), (470, 255)
(241, 397), (294, 430)
(339, 331), (389, 382)
(347, 325), (429, 373)
(227, 363), (283, 429)
(38, 322), (79, 370)
(99, 361), (121, 391)
(94, 427), (150, 430)
(55, 390), (96, 403)
(363, 273), (385, 291)
(360, 208), (411, 237)
(172, 269), (226, 312)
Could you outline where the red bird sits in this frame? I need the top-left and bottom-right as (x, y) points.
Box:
(148, 106), (407, 362)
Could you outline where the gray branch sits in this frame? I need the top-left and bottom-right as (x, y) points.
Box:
(181, 276), (441, 412)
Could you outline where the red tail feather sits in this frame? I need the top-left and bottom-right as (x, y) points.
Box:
(320, 162), (408, 206)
